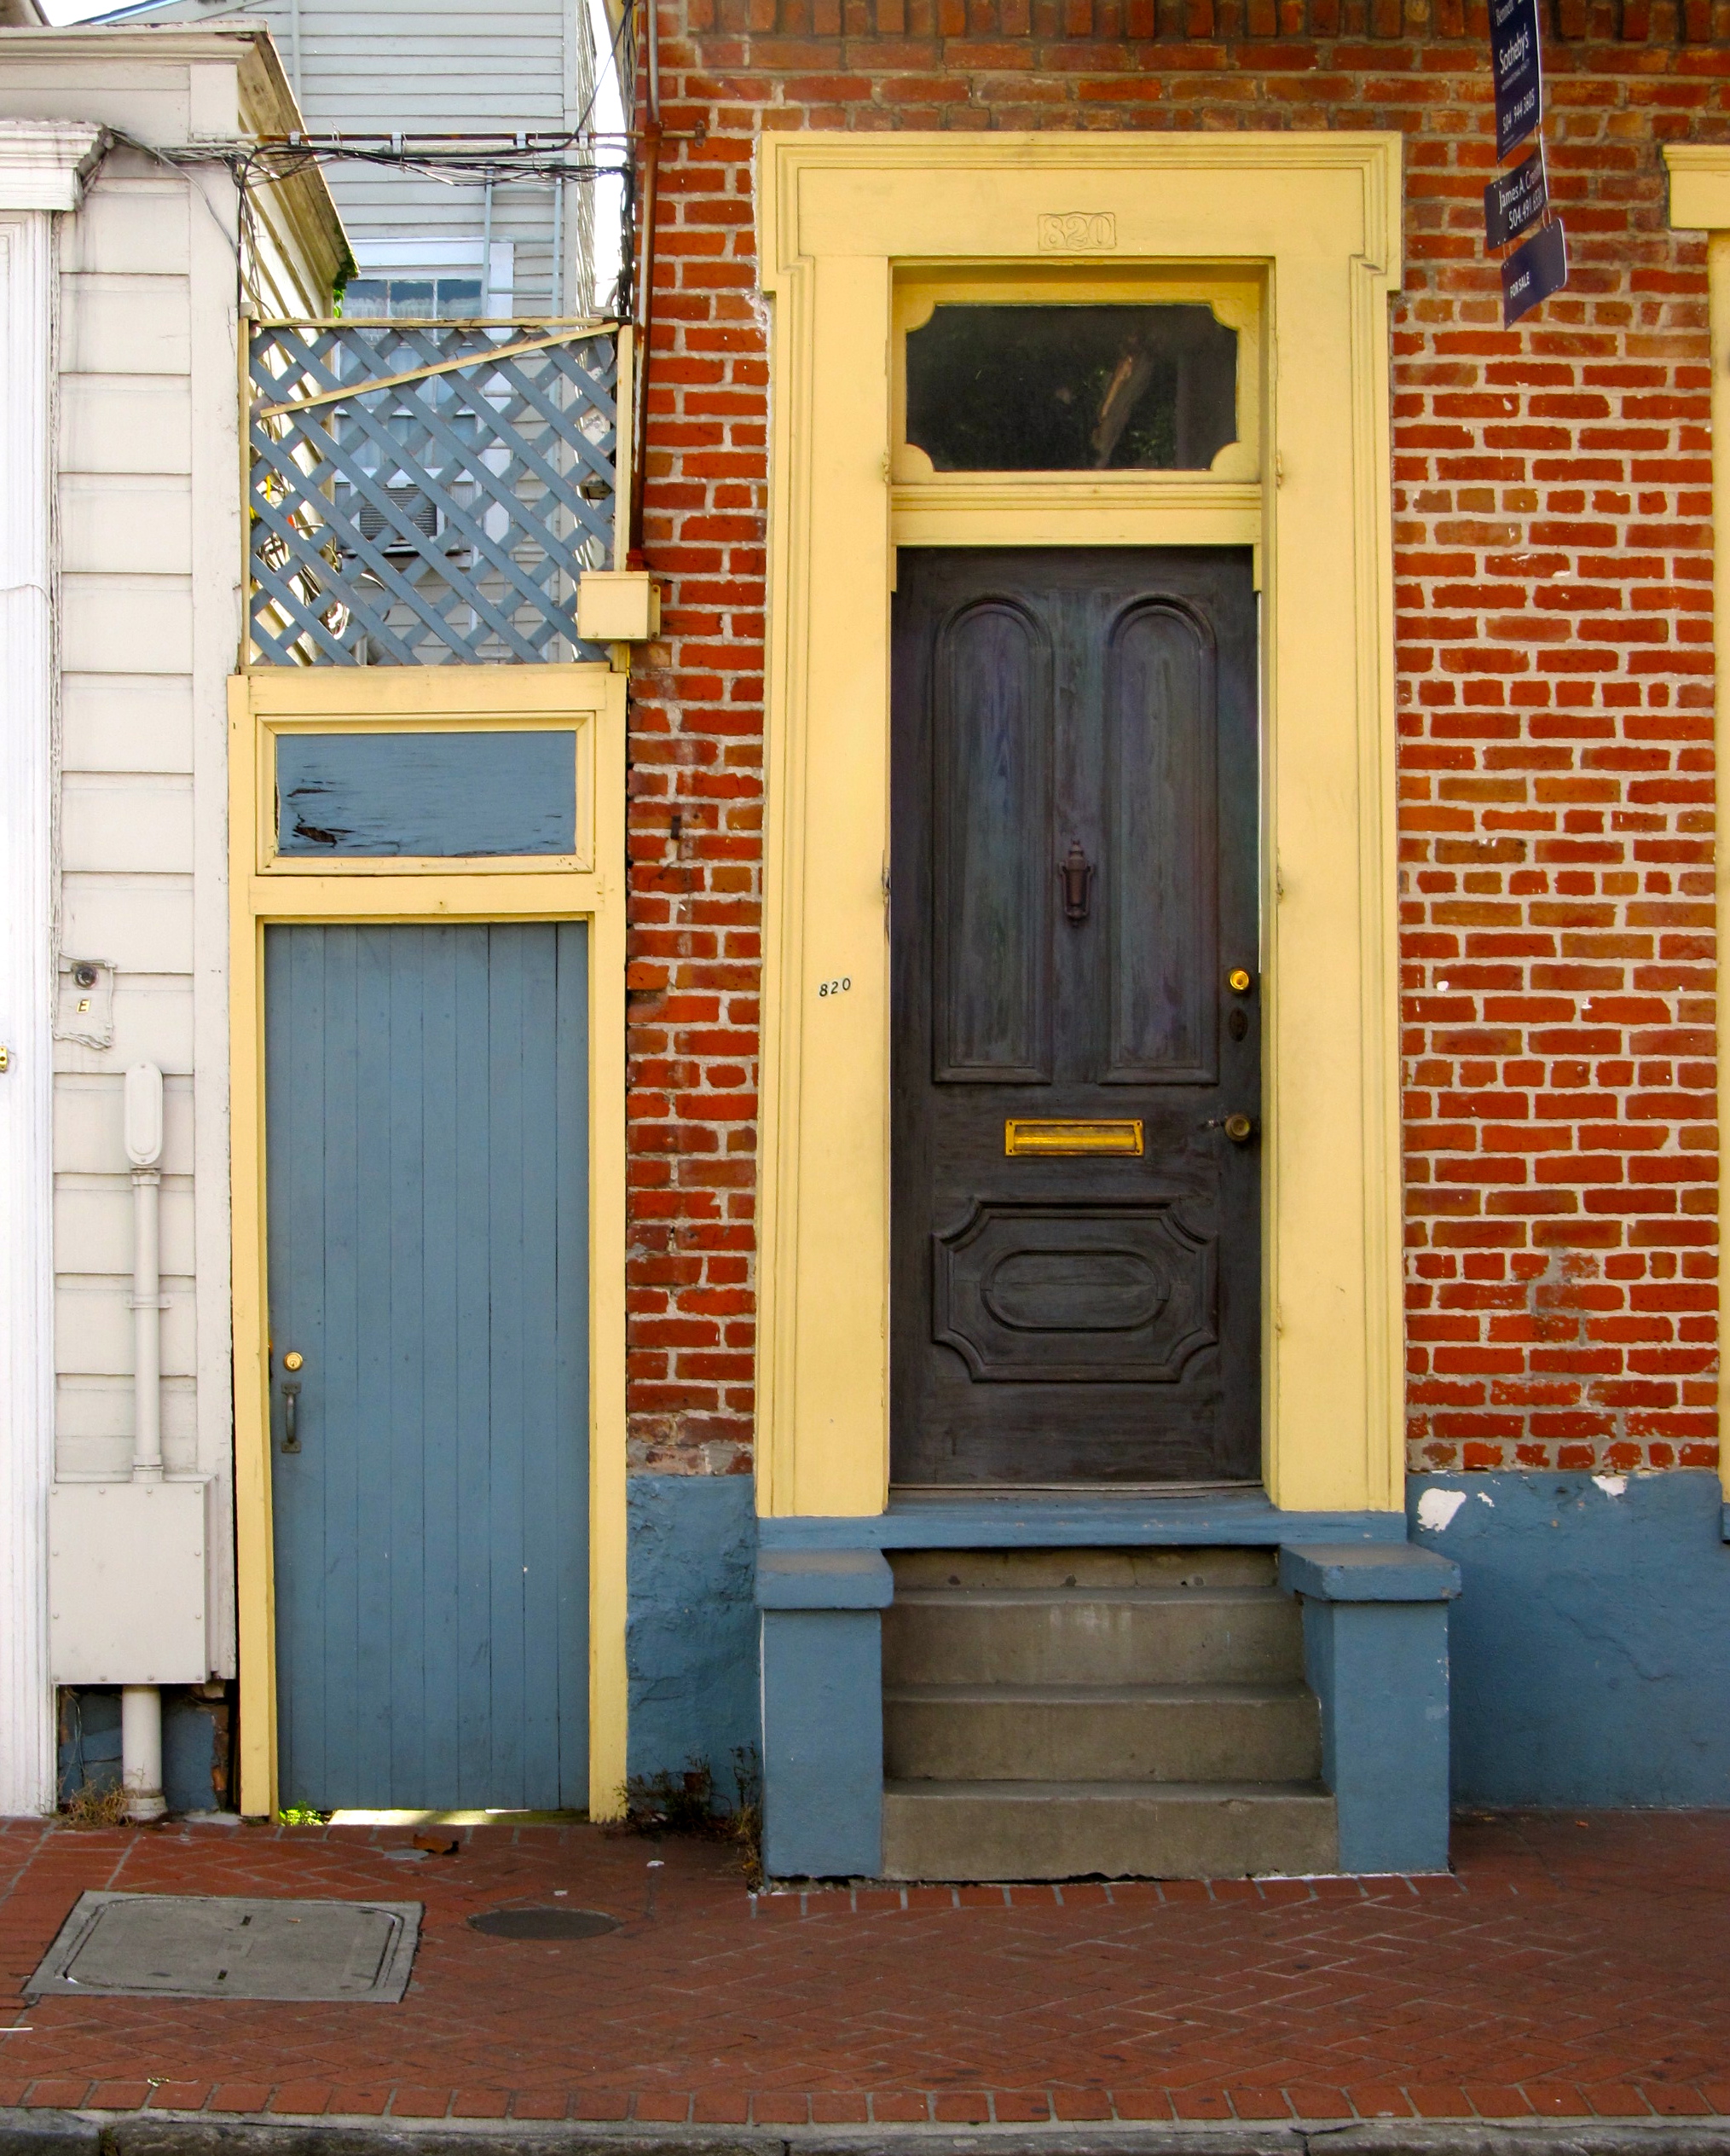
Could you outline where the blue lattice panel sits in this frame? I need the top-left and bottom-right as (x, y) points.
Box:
(248, 320), (620, 667)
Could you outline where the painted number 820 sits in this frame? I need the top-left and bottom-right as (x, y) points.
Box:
(817, 977), (852, 999)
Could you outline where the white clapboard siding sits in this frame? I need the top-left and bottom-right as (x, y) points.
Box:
(59, 377), (194, 480)
(54, 1282), (199, 1382)
(61, 677), (195, 777)
(61, 478), (194, 579)
(55, 1381), (200, 1481)
(60, 878), (197, 982)
(55, 1187), (198, 1282)
(61, 778), (198, 880)
(53, 988), (199, 1084)
(61, 580), (196, 680)
(59, 186), (191, 279)
(136, 0), (597, 310)
(62, 276), (193, 377)
(55, 1075), (197, 1179)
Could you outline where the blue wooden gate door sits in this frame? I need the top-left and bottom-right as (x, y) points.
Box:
(265, 923), (589, 1811)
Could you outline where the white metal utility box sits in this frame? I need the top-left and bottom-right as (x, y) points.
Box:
(575, 568), (660, 642)
(49, 1481), (210, 1684)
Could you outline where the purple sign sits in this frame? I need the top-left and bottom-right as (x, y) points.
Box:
(1501, 217), (1567, 328)
(1492, 0), (1542, 159)
(1484, 148), (1548, 250)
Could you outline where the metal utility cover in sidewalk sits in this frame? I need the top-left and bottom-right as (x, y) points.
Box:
(27, 1892), (421, 2002)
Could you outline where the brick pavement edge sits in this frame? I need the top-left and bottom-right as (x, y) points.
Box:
(6, 2112), (1730, 2156)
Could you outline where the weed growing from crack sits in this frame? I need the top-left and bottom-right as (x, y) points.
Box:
(59, 1777), (131, 1829)
(619, 1746), (763, 1891)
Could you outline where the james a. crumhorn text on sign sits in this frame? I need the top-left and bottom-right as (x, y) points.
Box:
(1484, 148), (1548, 252)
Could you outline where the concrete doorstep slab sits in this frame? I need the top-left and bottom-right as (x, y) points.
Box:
(4, 2113), (1730, 2156)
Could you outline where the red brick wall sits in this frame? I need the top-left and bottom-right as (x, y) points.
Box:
(625, 11), (1723, 1482)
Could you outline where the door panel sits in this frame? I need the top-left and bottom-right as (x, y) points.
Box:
(932, 1198), (1218, 1383)
(891, 548), (1258, 1487)
(265, 922), (589, 1811)
(1106, 603), (1218, 1082)
(934, 599), (1053, 1081)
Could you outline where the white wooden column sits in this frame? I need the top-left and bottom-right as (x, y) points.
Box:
(0, 123), (104, 1817)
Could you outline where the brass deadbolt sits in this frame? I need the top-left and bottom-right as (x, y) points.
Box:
(1224, 1113), (1254, 1143)
(1227, 967), (1253, 994)
(283, 1350), (304, 1371)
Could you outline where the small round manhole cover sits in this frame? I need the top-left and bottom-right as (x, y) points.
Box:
(468, 1907), (621, 1940)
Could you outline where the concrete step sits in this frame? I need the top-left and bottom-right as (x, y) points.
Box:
(892, 1547), (1280, 1591)
(882, 1585), (1305, 1687)
(882, 1778), (1339, 1882)
(883, 1681), (1322, 1784)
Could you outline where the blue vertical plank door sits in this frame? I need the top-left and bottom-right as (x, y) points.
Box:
(265, 923), (590, 1811)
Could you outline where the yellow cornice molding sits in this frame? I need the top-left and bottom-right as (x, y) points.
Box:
(1664, 144), (1730, 231)
(760, 130), (1404, 289)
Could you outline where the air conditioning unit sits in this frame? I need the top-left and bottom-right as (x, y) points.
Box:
(337, 481), (472, 564)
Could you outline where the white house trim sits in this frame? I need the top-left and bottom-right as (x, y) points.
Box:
(0, 122), (101, 1816)
(0, 120), (106, 212)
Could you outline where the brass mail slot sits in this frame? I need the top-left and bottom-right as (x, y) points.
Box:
(1004, 1118), (1144, 1157)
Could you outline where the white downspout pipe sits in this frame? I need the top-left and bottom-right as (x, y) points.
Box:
(121, 1063), (165, 1821)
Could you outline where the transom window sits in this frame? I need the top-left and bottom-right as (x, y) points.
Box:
(892, 270), (1263, 490)
(905, 302), (1239, 472)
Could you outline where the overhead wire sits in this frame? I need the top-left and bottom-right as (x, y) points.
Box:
(80, 129), (641, 320)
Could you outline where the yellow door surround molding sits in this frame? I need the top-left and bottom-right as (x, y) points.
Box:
(753, 130), (1406, 1519)
(228, 663), (629, 1817)
(1661, 148), (1729, 1504)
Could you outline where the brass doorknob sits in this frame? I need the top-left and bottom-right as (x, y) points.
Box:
(1227, 967), (1253, 994)
(1224, 1113), (1254, 1143)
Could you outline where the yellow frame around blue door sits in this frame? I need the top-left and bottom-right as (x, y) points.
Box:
(229, 663), (629, 1820)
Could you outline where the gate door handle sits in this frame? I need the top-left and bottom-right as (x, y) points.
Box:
(281, 1381), (302, 1452)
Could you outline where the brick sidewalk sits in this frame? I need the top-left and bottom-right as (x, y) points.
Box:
(1, 1811), (1727, 2130)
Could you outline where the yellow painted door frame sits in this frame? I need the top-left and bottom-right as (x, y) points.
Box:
(228, 663), (629, 1818)
(753, 131), (1406, 1519)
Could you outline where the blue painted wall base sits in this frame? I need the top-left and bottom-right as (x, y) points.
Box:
(757, 1551), (894, 1878)
(1409, 1469), (1730, 1807)
(1279, 1545), (1459, 1873)
(626, 1474), (760, 1805)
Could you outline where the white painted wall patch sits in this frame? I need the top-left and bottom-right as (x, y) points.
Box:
(1416, 1487), (1468, 1533)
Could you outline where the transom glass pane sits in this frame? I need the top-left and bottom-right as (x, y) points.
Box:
(905, 303), (1238, 473)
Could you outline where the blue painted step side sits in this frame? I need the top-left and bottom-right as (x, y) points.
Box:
(265, 922), (589, 1811)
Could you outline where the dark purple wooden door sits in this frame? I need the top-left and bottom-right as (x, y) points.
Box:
(890, 548), (1259, 1487)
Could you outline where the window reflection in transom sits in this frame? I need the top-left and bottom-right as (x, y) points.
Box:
(905, 303), (1239, 473)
